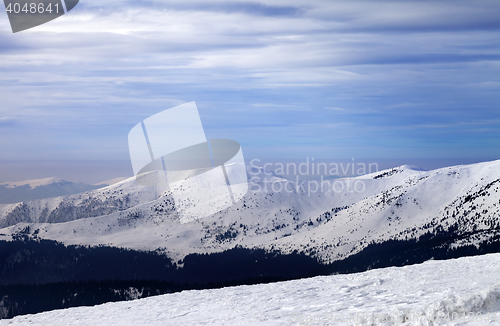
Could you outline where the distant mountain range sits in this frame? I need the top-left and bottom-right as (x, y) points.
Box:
(0, 159), (499, 264)
(0, 178), (106, 204)
(0, 160), (499, 319)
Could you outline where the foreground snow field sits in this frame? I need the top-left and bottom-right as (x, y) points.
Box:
(2, 253), (499, 326)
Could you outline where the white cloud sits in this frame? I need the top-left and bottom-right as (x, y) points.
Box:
(0, 116), (15, 124)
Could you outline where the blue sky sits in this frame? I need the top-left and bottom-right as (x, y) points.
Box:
(0, 0), (499, 182)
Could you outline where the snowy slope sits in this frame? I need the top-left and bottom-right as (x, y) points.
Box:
(269, 161), (500, 262)
(2, 253), (499, 326)
(0, 160), (499, 262)
(0, 178), (157, 228)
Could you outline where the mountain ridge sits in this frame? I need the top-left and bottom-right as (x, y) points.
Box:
(0, 159), (499, 264)
(0, 178), (107, 205)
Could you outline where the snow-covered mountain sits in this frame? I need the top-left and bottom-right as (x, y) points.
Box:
(2, 252), (499, 326)
(0, 177), (106, 205)
(0, 159), (499, 263)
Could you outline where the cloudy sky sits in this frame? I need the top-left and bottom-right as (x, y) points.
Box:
(0, 0), (499, 182)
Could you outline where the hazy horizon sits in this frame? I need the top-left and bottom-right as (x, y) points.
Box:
(1, 0), (499, 185)
(0, 157), (498, 184)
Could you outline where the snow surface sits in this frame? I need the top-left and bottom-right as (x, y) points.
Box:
(2, 253), (499, 326)
(1, 160), (499, 263)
